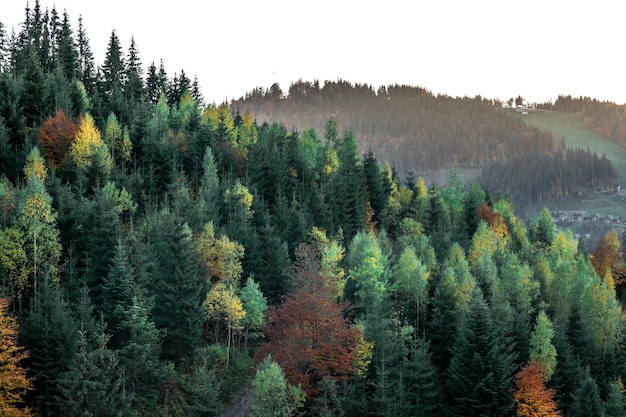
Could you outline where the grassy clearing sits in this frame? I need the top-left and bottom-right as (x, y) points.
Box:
(515, 109), (626, 182)
(511, 109), (626, 219)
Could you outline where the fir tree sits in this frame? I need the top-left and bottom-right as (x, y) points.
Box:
(446, 287), (516, 417)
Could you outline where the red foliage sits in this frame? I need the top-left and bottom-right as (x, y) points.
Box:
(39, 110), (80, 168)
(256, 245), (358, 397)
(513, 363), (561, 417)
(478, 202), (510, 240)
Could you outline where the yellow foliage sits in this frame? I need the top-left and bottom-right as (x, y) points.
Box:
(71, 114), (103, 168)
(197, 223), (244, 287)
(23, 148), (47, 184)
(352, 325), (373, 379)
(204, 282), (246, 330)
(0, 298), (33, 416)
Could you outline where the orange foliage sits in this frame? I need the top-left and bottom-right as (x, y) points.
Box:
(0, 298), (33, 416)
(591, 229), (623, 279)
(257, 245), (358, 397)
(514, 363), (560, 417)
(478, 202), (510, 241)
(38, 110), (80, 168)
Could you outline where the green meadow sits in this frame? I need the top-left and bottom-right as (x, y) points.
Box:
(514, 109), (626, 219)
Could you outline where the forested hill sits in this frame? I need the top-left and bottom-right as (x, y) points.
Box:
(233, 81), (619, 213)
(231, 80), (558, 175)
(541, 95), (626, 147)
(2, 3), (626, 417)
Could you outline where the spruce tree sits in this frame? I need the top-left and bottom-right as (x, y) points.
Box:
(446, 287), (516, 417)
(570, 372), (605, 417)
(144, 209), (206, 363)
(20, 278), (78, 417)
(57, 329), (132, 417)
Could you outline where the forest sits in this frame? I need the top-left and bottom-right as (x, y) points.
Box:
(2, 2), (626, 417)
(232, 80), (618, 214)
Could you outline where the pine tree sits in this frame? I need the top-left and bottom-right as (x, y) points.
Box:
(125, 36), (144, 104)
(76, 15), (96, 95)
(402, 338), (441, 417)
(56, 11), (77, 81)
(101, 239), (135, 349)
(446, 287), (516, 417)
(184, 347), (223, 417)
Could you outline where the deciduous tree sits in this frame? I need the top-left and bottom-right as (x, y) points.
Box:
(38, 110), (79, 168)
(513, 363), (561, 417)
(0, 297), (33, 417)
(258, 245), (359, 396)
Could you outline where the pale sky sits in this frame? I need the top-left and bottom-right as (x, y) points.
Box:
(3, 0), (626, 105)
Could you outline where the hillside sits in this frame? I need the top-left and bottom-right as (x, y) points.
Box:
(3, 3), (626, 417)
(514, 109), (626, 219)
(231, 80), (558, 177)
(233, 81), (618, 215)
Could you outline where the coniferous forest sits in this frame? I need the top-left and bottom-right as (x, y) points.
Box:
(1, 3), (626, 417)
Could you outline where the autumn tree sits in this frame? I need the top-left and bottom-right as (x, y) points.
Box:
(0, 298), (33, 417)
(257, 245), (359, 397)
(70, 113), (104, 168)
(513, 363), (561, 417)
(591, 229), (623, 280)
(38, 110), (79, 168)
(15, 148), (62, 295)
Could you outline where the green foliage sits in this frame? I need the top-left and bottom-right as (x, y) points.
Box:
(347, 230), (389, 317)
(570, 372), (605, 417)
(446, 288), (516, 417)
(144, 210), (206, 363)
(58, 329), (132, 417)
(529, 310), (558, 382)
(251, 356), (305, 417)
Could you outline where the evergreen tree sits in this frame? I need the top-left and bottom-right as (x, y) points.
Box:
(101, 239), (135, 349)
(76, 15), (96, 95)
(125, 36), (144, 103)
(402, 338), (441, 417)
(144, 209), (206, 363)
(56, 11), (77, 81)
(184, 350), (223, 417)
(20, 278), (78, 417)
(57, 329), (132, 417)
(446, 287), (516, 417)
(119, 296), (163, 415)
(604, 380), (626, 417)
(570, 372), (605, 417)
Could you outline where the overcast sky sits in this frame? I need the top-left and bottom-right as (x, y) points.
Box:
(3, 0), (626, 105)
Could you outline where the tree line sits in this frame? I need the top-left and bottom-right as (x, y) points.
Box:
(1, 2), (626, 417)
(541, 95), (626, 147)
